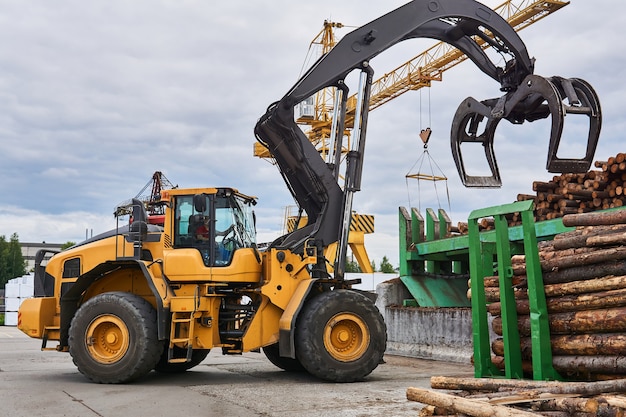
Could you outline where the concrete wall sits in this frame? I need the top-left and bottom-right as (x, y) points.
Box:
(376, 278), (474, 364)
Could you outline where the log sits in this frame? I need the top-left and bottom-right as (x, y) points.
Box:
(604, 395), (626, 410)
(552, 225), (626, 250)
(541, 260), (626, 285)
(492, 333), (626, 357)
(491, 306), (626, 336)
(533, 397), (599, 413)
(543, 275), (626, 297)
(406, 387), (540, 417)
(487, 287), (626, 315)
(512, 247), (626, 276)
(430, 375), (626, 395)
(538, 246), (626, 272)
(563, 210), (626, 227)
(552, 355), (626, 375)
(534, 181), (557, 192)
(588, 232), (626, 246)
(512, 246), (597, 269)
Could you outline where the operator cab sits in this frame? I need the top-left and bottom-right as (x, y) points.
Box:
(173, 188), (257, 267)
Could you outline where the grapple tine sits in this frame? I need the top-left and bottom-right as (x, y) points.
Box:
(450, 97), (503, 188)
(545, 77), (602, 173)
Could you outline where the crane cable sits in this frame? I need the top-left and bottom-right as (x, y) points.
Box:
(405, 88), (451, 213)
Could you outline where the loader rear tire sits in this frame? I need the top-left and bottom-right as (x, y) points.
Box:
(263, 343), (305, 372)
(295, 290), (386, 382)
(154, 346), (210, 373)
(69, 292), (164, 384)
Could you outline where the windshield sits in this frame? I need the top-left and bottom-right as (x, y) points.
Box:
(173, 191), (256, 267)
(216, 194), (256, 250)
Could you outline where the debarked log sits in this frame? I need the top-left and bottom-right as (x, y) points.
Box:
(406, 387), (540, 417)
(491, 306), (626, 336)
(430, 375), (626, 395)
(544, 275), (626, 297)
(492, 333), (626, 357)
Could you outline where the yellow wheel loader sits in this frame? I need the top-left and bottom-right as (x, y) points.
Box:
(18, 0), (599, 384)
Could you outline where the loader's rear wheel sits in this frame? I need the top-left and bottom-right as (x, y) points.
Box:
(154, 346), (210, 373)
(69, 292), (164, 384)
(295, 290), (386, 382)
(263, 342), (305, 372)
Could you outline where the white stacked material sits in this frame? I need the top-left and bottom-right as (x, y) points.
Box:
(4, 274), (34, 326)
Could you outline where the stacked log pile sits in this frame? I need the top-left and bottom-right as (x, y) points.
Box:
(408, 376), (626, 416)
(453, 153), (626, 233)
(520, 153), (626, 224)
(483, 209), (626, 381)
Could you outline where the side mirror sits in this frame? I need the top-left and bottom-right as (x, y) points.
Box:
(193, 194), (207, 213)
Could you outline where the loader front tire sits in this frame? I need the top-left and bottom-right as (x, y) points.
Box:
(69, 292), (164, 384)
(295, 290), (386, 382)
(263, 342), (305, 372)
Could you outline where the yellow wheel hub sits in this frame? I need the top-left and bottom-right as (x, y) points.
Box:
(323, 313), (370, 362)
(85, 315), (130, 364)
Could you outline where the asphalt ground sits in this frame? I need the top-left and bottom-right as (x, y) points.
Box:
(0, 325), (473, 417)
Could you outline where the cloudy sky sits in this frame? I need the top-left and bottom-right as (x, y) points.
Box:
(0, 0), (623, 268)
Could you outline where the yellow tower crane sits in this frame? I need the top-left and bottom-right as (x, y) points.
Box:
(254, 0), (569, 272)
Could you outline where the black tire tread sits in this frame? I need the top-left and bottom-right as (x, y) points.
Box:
(262, 342), (306, 372)
(68, 292), (164, 384)
(295, 290), (386, 382)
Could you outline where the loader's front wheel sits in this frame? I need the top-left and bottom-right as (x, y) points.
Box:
(263, 342), (305, 372)
(295, 290), (386, 382)
(69, 292), (164, 384)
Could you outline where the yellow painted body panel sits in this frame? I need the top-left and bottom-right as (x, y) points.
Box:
(17, 297), (57, 338)
(163, 248), (262, 282)
(242, 297), (282, 350)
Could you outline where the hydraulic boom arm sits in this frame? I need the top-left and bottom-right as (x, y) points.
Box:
(254, 0), (600, 279)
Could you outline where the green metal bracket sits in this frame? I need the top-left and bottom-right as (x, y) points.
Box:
(468, 200), (562, 381)
(398, 206), (471, 307)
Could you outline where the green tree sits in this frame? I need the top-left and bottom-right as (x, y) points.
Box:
(0, 233), (26, 288)
(345, 259), (361, 273)
(0, 235), (7, 288)
(378, 256), (396, 273)
(61, 241), (76, 250)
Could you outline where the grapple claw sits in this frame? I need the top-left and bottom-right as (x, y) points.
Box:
(450, 75), (601, 188)
(450, 97), (503, 188)
(545, 77), (601, 173)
